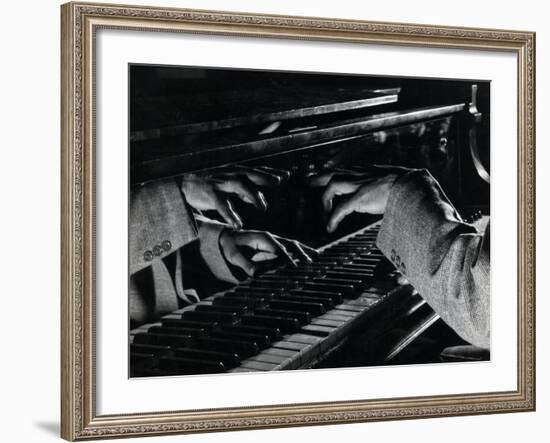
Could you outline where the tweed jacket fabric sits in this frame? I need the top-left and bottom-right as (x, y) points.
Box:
(377, 169), (490, 349)
(129, 180), (235, 324)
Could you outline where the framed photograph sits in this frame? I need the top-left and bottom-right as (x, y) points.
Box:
(61, 1), (536, 440)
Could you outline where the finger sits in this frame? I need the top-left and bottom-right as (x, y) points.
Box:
(256, 165), (291, 180)
(235, 231), (296, 268)
(278, 238), (313, 263)
(308, 170), (371, 188)
(215, 177), (267, 211)
(267, 235), (297, 267)
(214, 196), (243, 229)
(307, 171), (336, 187)
(395, 273), (409, 286)
(327, 195), (359, 233)
(222, 238), (258, 277)
(321, 180), (361, 212)
(226, 166), (282, 186)
(279, 236), (319, 259)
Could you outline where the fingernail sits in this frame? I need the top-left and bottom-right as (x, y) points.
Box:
(259, 193), (267, 211)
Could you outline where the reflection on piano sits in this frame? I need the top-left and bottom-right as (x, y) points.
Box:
(129, 66), (490, 377)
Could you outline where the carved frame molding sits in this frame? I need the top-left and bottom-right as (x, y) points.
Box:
(61, 2), (535, 440)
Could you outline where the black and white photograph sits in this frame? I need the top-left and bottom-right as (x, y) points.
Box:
(128, 65), (491, 378)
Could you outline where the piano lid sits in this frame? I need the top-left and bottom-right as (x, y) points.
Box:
(131, 86), (401, 142)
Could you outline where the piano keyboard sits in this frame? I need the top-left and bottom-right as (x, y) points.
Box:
(130, 220), (417, 377)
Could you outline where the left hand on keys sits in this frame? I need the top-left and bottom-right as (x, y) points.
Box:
(219, 229), (318, 277)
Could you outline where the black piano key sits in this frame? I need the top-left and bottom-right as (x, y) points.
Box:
(133, 332), (195, 347)
(302, 282), (353, 297)
(277, 268), (323, 277)
(218, 294), (268, 307)
(348, 259), (378, 267)
(173, 347), (240, 368)
(221, 324), (282, 341)
(247, 280), (292, 290)
(182, 310), (238, 325)
(337, 263), (376, 272)
(194, 304), (248, 315)
(319, 254), (355, 261)
(343, 240), (376, 246)
(296, 263), (332, 272)
(269, 299), (326, 316)
(131, 343), (171, 356)
(358, 252), (385, 259)
(255, 275), (304, 287)
(310, 258), (340, 265)
(233, 287), (279, 297)
(195, 337), (260, 358)
(254, 308), (311, 325)
(276, 294), (333, 310)
(322, 245), (359, 252)
(241, 315), (300, 333)
(161, 318), (219, 331)
(159, 356), (226, 374)
(312, 276), (363, 287)
(147, 326), (206, 337)
(288, 288), (343, 304)
(325, 270), (372, 283)
(210, 330), (270, 349)
(329, 244), (370, 252)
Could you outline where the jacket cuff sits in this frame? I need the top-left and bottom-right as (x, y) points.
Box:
(197, 218), (239, 284)
(377, 169), (476, 276)
(376, 170), (421, 273)
(130, 179), (198, 275)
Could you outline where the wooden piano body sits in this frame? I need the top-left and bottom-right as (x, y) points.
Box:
(129, 66), (490, 377)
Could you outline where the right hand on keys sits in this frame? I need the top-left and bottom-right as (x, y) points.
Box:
(180, 165), (290, 229)
(308, 165), (413, 233)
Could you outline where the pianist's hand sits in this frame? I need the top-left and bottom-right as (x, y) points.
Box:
(181, 166), (289, 229)
(308, 165), (412, 233)
(219, 229), (318, 278)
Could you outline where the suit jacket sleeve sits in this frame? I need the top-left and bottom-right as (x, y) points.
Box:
(130, 179), (198, 275)
(195, 215), (240, 284)
(376, 169), (490, 348)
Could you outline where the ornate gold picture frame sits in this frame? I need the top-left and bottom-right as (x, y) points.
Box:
(61, 1), (535, 440)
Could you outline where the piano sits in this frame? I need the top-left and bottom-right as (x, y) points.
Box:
(129, 66), (490, 377)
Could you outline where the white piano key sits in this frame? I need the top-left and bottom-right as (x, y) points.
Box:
(261, 348), (296, 358)
(229, 366), (259, 373)
(312, 318), (346, 327)
(334, 303), (365, 313)
(273, 341), (319, 368)
(321, 313), (353, 322)
(286, 333), (323, 345)
(301, 324), (336, 335)
(271, 340), (309, 351)
(348, 297), (378, 307)
(247, 353), (290, 365)
(328, 309), (357, 318)
(256, 348), (300, 369)
(240, 360), (279, 371)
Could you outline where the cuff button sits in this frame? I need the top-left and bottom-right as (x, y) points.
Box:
(162, 240), (172, 251)
(143, 250), (153, 262)
(153, 245), (163, 256)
